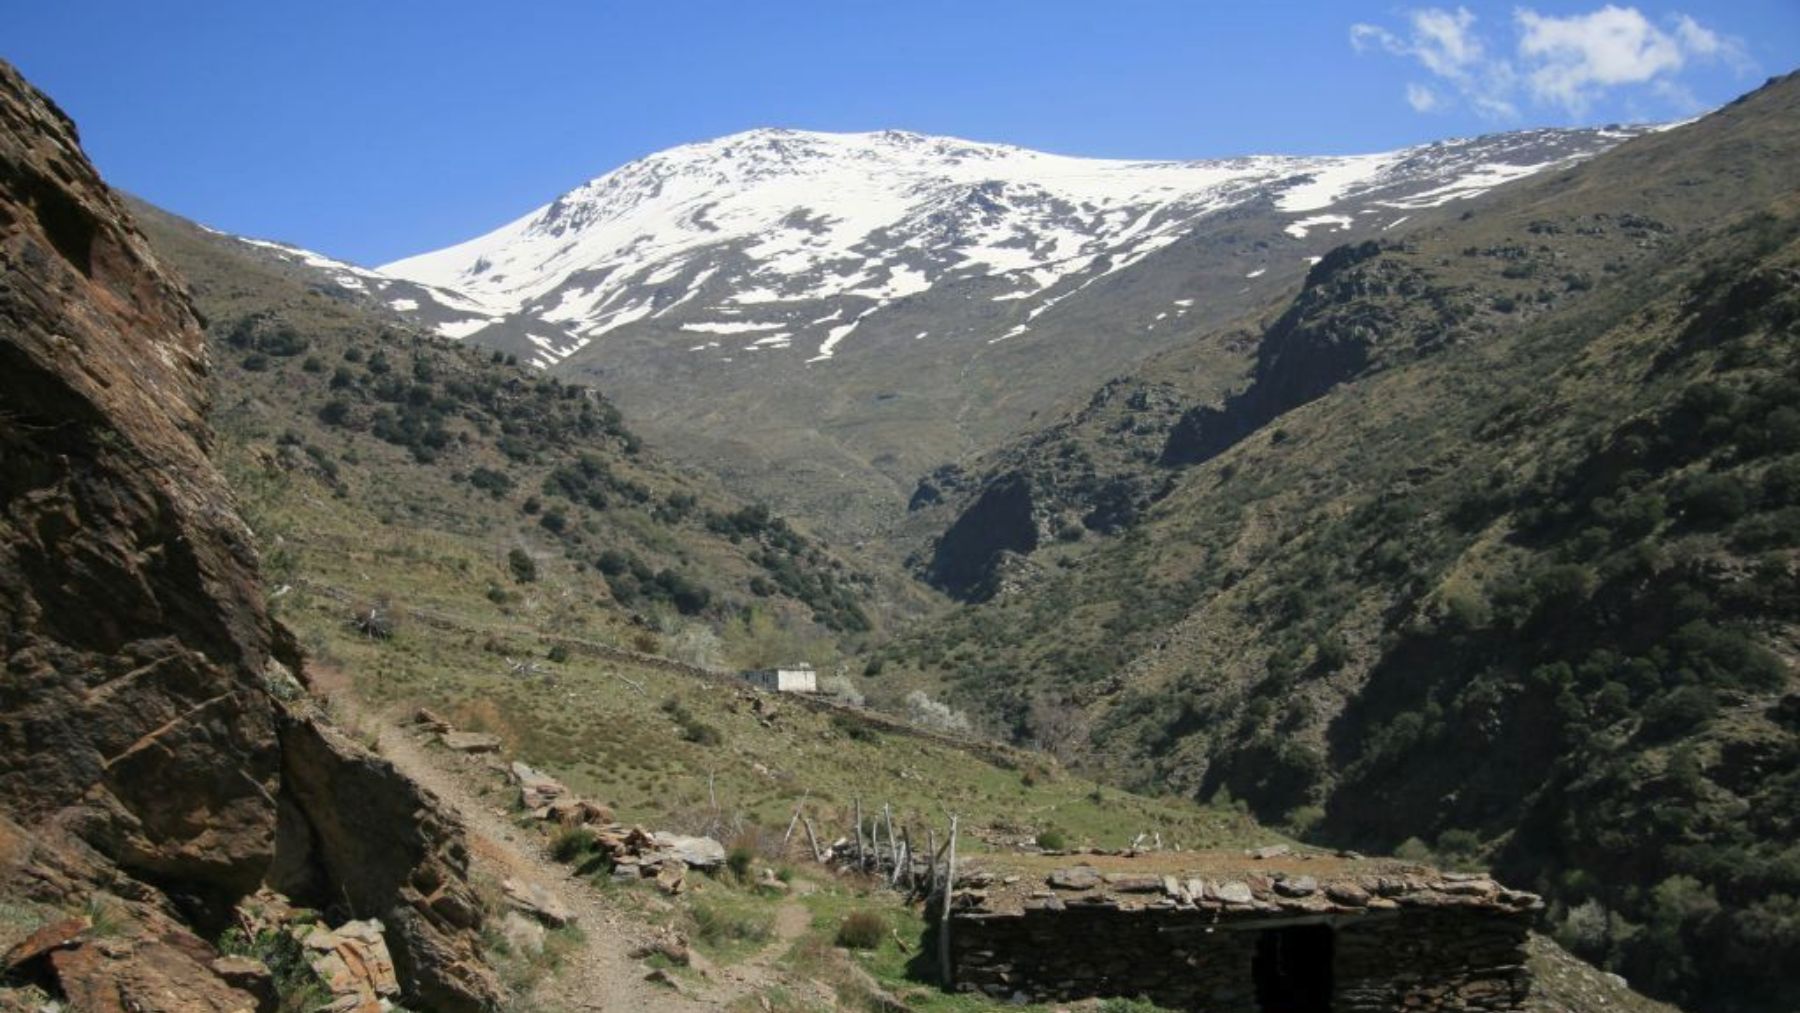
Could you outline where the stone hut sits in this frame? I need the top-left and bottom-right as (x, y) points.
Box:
(943, 851), (1542, 1012)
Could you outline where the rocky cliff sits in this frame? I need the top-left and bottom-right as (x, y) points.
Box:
(0, 59), (498, 1010)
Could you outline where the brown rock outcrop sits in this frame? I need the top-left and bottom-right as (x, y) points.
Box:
(0, 52), (287, 920)
(276, 715), (500, 1009)
(0, 58), (497, 1010)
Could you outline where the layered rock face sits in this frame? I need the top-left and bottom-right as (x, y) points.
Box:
(0, 59), (497, 1009)
(0, 51), (289, 912)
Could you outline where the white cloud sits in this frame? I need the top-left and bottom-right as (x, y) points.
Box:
(1352, 6), (1518, 119)
(1517, 6), (1685, 112)
(1350, 5), (1754, 119)
(1407, 82), (1445, 112)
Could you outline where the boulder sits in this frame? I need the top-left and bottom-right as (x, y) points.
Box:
(1248, 844), (1292, 860)
(276, 715), (503, 1011)
(210, 955), (277, 1007)
(649, 832), (726, 869)
(413, 709), (453, 734)
(303, 918), (400, 1008)
(511, 761), (567, 809)
(503, 877), (576, 928)
(2, 916), (88, 970)
(539, 798), (613, 827)
(48, 937), (266, 1013)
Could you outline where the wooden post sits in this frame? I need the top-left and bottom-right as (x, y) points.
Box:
(802, 815), (825, 863)
(854, 798), (865, 868)
(938, 815), (959, 989)
(926, 828), (937, 900)
(883, 803), (897, 876)
(782, 792), (810, 848)
(901, 828), (914, 893)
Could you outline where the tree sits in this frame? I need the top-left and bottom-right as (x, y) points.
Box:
(507, 548), (537, 583)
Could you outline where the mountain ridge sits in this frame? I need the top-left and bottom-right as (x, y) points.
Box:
(209, 121), (1659, 545)
(373, 122), (1654, 368)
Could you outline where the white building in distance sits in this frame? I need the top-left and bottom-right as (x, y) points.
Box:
(743, 663), (818, 694)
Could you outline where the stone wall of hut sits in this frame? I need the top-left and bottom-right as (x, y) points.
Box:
(949, 906), (1534, 1011)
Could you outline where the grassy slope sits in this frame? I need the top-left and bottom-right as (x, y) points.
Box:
(879, 74), (1800, 1013)
(133, 199), (943, 668)
(134, 180), (1676, 1013)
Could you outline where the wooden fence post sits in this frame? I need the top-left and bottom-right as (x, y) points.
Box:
(782, 792), (809, 848)
(901, 827), (914, 892)
(926, 828), (938, 899)
(939, 814), (959, 989)
(883, 803), (897, 871)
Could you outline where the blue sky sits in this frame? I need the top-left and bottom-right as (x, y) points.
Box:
(6, 1), (1794, 265)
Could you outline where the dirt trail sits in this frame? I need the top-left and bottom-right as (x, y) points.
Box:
(373, 721), (716, 1011)
(706, 886), (829, 1009)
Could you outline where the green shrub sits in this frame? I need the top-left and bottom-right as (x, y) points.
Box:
(508, 548), (537, 583)
(726, 844), (754, 881)
(1393, 837), (1434, 863)
(218, 925), (329, 1009)
(835, 910), (886, 950)
(1673, 473), (1750, 528)
(832, 714), (879, 742)
(1035, 828), (1068, 851)
(550, 827), (599, 864)
(681, 721), (722, 746)
(690, 902), (772, 949)
(1642, 686), (1719, 740)
(468, 467), (514, 499)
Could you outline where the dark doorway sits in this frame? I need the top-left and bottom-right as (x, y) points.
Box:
(1253, 924), (1334, 1012)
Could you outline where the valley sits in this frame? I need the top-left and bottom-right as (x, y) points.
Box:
(0, 20), (1794, 1013)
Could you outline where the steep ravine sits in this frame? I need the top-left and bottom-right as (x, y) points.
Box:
(0, 59), (498, 1009)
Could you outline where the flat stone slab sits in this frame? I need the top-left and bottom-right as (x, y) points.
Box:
(1048, 866), (1102, 890)
(1213, 881), (1255, 904)
(1274, 875), (1318, 897)
(649, 832), (726, 869)
(503, 878), (575, 927)
(1102, 873), (1165, 893)
(440, 731), (502, 753)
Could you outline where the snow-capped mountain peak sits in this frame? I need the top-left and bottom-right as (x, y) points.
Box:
(374, 124), (1650, 369)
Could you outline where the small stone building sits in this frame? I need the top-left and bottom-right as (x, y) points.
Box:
(945, 852), (1542, 1012)
(742, 663), (818, 693)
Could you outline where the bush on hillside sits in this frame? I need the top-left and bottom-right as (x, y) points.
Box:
(835, 910), (885, 950)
